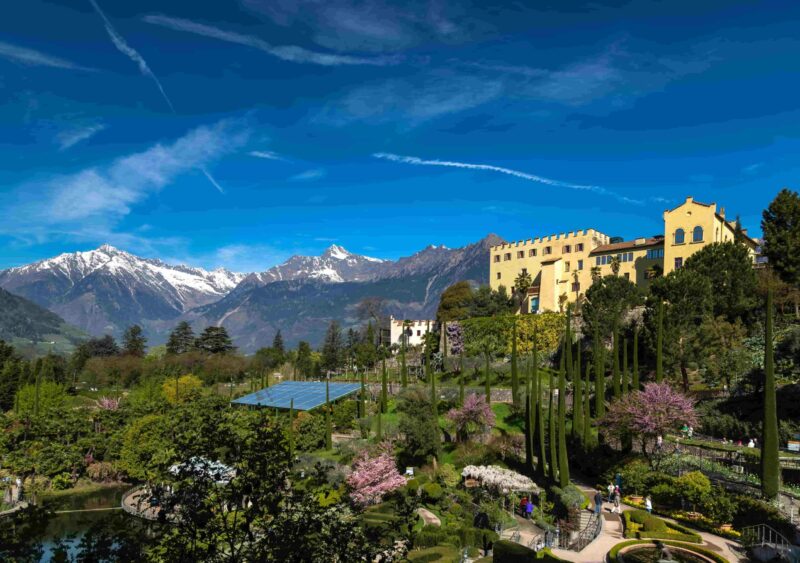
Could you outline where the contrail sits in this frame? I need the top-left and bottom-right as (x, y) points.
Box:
(372, 152), (641, 204)
(89, 0), (175, 112)
(201, 167), (225, 194)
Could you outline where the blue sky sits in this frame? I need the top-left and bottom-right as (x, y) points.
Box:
(1, 0), (798, 272)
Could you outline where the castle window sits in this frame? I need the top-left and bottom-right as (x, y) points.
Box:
(674, 257), (683, 270)
(496, 272), (502, 280)
(576, 243), (584, 252)
(577, 259), (584, 270)
(517, 250), (525, 259)
(504, 253), (511, 261)
(494, 255), (500, 263)
(543, 246), (552, 255)
(564, 261), (571, 272)
(674, 228), (685, 244)
(646, 248), (664, 260)
(692, 226), (704, 242)
(529, 249), (537, 257)
(563, 245), (571, 253)
(624, 272), (630, 280)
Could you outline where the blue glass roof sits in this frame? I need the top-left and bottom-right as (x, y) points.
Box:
(231, 381), (361, 411)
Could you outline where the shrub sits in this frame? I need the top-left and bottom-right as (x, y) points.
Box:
(415, 528), (457, 548)
(332, 400), (357, 430)
(436, 463), (460, 489)
(295, 412), (326, 451)
(422, 483), (444, 503)
(86, 461), (118, 482)
(50, 473), (73, 491)
(407, 546), (460, 562)
(675, 471), (711, 506)
(732, 496), (795, 540)
(457, 527), (498, 549)
(493, 540), (537, 562)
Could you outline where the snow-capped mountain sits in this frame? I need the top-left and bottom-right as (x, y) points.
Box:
(0, 245), (245, 338)
(232, 244), (386, 296)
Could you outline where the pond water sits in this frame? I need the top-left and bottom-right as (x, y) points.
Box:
(36, 484), (151, 562)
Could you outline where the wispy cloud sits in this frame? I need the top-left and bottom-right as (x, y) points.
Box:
(249, 150), (284, 161)
(742, 162), (764, 175)
(373, 152), (641, 204)
(289, 169), (325, 181)
(143, 14), (396, 67)
(56, 123), (107, 151)
(89, 0), (174, 112)
(3, 120), (248, 243)
(320, 72), (503, 125)
(200, 167), (226, 194)
(0, 40), (93, 71)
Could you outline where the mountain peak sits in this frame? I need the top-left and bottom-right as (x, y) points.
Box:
(323, 244), (350, 260)
(97, 244), (122, 254)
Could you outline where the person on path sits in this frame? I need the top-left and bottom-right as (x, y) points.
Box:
(656, 435), (663, 450)
(526, 500), (534, 520)
(594, 490), (603, 515)
(520, 496), (528, 517)
(645, 495), (653, 514)
(687, 426), (694, 439)
(607, 482), (615, 502)
(747, 438), (755, 448)
(611, 489), (621, 514)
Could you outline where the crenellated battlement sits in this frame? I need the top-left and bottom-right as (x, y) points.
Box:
(490, 228), (609, 251)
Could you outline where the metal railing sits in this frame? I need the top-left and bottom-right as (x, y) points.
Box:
(740, 524), (799, 563)
(570, 512), (602, 552)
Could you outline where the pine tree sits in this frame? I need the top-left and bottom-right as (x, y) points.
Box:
(122, 325), (147, 357)
(166, 321), (195, 355)
(594, 326), (605, 418)
(656, 300), (664, 383)
(322, 321), (344, 373)
(196, 326), (235, 354)
(632, 326), (640, 391)
(273, 330), (285, 361)
(360, 369), (367, 419)
(548, 368), (557, 482)
(762, 284), (780, 499)
(557, 364), (570, 487)
(325, 380), (332, 451)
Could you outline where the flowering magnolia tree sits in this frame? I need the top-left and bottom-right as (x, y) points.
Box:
(602, 382), (697, 462)
(96, 396), (121, 410)
(461, 465), (537, 494)
(347, 450), (406, 506)
(446, 393), (495, 442)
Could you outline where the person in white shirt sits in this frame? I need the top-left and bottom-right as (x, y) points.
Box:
(747, 439), (755, 448)
(645, 495), (653, 514)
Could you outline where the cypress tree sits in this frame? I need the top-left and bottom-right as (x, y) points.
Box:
(381, 353), (388, 414)
(632, 326), (640, 391)
(430, 366), (437, 417)
(594, 326), (605, 418)
(360, 369), (367, 419)
(376, 402), (383, 441)
(656, 300), (664, 383)
(325, 381), (332, 451)
(400, 333), (408, 387)
(557, 365), (570, 487)
(583, 362), (592, 446)
(762, 284), (780, 499)
(525, 357), (533, 472)
(459, 366), (465, 406)
(548, 368), (558, 482)
(511, 319), (519, 406)
(484, 353), (492, 403)
(611, 327), (621, 398)
(573, 332), (583, 441)
(288, 399), (295, 462)
(534, 345), (547, 480)
(622, 337), (629, 395)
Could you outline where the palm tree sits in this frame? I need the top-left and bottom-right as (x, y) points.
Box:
(514, 271), (533, 313)
(610, 255), (621, 276)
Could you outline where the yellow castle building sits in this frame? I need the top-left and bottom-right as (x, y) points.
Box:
(489, 196), (758, 313)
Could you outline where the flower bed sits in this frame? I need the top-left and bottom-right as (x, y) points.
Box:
(623, 510), (702, 543)
(607, 540), (729, 563)
(623, 498), (741, 540)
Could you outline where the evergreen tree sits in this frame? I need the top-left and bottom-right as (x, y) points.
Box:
(557, 365), (570, 487)
(525, 357), (533, 472)
(296, 341), (313, 379)
(511, 319), (519, 406)
(321, 321), (344, 373)
(762, 188), (800, 316)
(533, 346), (546, 479)
(0, 360), (21, 412)
(548, 368), (557, 482)
(573, 338), (583, 442)
(122, 325), (147, 357)
(166, 321), (195, 355)
(593, 326), (605, 418)
(632, 327), (640, 391)
(196, 326), (235, 354)
(380, 348), (388, 414)
(360, 369), (367, 420)
(582, 362), (592, 446)
(622, 337), (629, 395)
(376, 403), (383, 441)
(325, 381), (332, 451)
(762, 284), (780, 499)
(611, 327), (621, 398)
(273, 330), (285, 359)
(656, 300), (664, 383)
(400, 322), (409, 387)
(288, 399), (295, 462)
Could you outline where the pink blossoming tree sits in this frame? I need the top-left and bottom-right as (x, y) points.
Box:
(347, 450), (406, 506)
(96, 396), (120, 410)
(602, 382), (697, 464)
(447, 393), (496, 442)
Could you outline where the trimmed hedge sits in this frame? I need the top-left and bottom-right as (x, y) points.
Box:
(493, 541), (566, 562)
(607, 540), (729, 563)
(407, 546), (460, 562)
(623, 511), (701, 543)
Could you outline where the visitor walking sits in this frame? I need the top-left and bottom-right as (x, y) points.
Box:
(607, 482), (615, 502)
(687, 426), (693, 439)
(520, 496), (528, 517)
(645, 495), (653, 514)
(747, 438), (755, 448)
(611, 488), (621, 514)
(656, 435), (663, 450)
(526, 500), (534, 520)
(594, 490), (603, 515)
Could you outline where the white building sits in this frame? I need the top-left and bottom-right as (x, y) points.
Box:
(389, 316), (434, 348)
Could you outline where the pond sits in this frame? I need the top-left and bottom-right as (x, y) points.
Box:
(35, 484), (155, 562)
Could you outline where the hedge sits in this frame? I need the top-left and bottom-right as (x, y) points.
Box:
(607, 540), (729, 563)
(623, 511), (701, 543)
(407, 546), (460, 562)
(492, 541), (567, 562)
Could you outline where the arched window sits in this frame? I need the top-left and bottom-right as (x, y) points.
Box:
(674, 228), (685, 244)
(693, 226), (704, 243)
